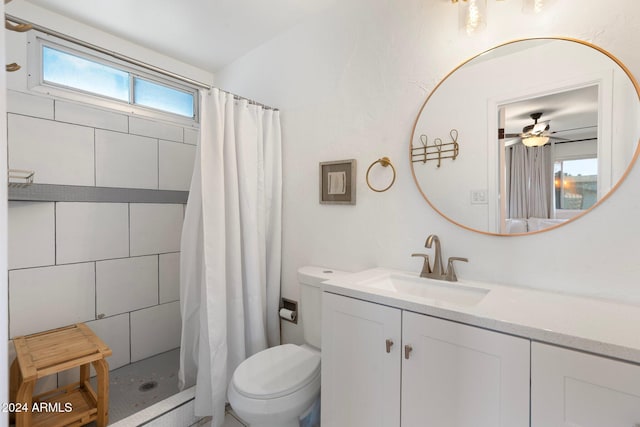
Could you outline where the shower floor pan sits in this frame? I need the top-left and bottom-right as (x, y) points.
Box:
(90, 348), (181, 424)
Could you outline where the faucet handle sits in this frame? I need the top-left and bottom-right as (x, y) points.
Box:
(445, 257), (468, 282)
(411, 253), (431, 277)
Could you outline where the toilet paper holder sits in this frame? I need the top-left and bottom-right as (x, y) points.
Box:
(280, 298), (298, 324)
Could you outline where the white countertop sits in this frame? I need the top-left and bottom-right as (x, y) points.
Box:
(322, 268), (640, 364)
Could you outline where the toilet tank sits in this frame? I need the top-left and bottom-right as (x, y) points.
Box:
(297, 266), (347, 349)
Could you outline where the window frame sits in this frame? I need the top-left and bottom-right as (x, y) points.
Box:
(28, 30), (200, 126)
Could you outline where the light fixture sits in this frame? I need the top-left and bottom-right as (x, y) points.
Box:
(522, 135), (550, 147)
(452, 0), (487, 35)
(452, 0), (549, 35)
(522, 0), (548, 14)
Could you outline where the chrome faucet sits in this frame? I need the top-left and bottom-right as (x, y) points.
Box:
(412, 234), (468, 282)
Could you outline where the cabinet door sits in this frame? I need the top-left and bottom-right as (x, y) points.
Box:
(532, 342), (640, 426)
(321, 293), (401, 427)
(402, 311), (530, 427)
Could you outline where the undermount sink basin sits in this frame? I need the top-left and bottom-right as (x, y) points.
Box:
(358, 272), (490, 307)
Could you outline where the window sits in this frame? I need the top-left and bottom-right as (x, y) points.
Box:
(133, 78), (194, 118)
(42, 46), (130, 102)
(30, 32), (198, 123)
(554, 158), (598, 210)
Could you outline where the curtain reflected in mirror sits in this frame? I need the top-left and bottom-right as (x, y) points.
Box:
(504, 145), (552, 229)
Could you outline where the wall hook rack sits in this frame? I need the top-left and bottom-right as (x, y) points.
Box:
(411, 129), (460, 167)
(4, 4), (32, 72)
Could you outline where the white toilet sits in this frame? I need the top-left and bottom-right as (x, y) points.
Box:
(227, 266), (344, 427)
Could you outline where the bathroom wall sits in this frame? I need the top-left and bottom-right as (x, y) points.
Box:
(4, 5), (206, 394)
(215, 0), (640, 343)
(0, 0), (8, 417)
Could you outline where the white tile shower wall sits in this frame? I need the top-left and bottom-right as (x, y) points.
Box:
(159, 252), (180, 304)
(7, 91), (53, 120)
(8, 203), (188, 373)
(130, 301), (181, 362)
(130, 203), (184, 256)
(56, 202), (130, 264)
(96, 256), (159, 317)
(129, 116), (184, 142)
(51, 313), (131, 389)
(7, 90), (199, 374)
(8, 114), (95, 186)
(95, 130), (159, 189)
(54, 101), (129, 132)
(57, 313), (132, 387)
(6, 92), (198, 193)
(8, 201), (55, 270)
(9, 263), (95, 337)
(85, 314), (131, 370)
(184, 128), (199, 146)
(159, 140), (197, 191)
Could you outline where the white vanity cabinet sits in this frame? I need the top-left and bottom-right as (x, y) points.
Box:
(321, 292), (402, 427)
(531, 342), (640, 426)
(401, 310), (529, 427)
(321, 292), (530, 427)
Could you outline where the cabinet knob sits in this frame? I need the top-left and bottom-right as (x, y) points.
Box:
(385, 339), (394, 353)
(404, 344), (413, 359)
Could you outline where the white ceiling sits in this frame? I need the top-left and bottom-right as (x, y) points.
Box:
(22, 0), (336, 72)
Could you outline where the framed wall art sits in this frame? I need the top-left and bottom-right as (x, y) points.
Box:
(319, 159), (356, 205)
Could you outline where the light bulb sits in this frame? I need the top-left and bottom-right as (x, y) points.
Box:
(459, 0), (487, 35)
(523, 0), (548, 14)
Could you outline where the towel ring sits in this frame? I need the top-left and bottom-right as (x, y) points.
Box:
(366, 157), (396, 192)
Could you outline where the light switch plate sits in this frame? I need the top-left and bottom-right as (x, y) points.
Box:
(470, 189), (488, 205)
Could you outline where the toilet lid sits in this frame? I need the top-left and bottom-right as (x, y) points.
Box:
(232, 344), (321, 399)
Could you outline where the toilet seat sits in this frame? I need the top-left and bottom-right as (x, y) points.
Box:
(232, 344), (321, 400)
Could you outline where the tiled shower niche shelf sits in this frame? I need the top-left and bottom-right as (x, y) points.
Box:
(8, 184), (189, 204)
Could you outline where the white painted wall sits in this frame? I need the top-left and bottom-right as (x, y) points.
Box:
(215, 0), (640, 344)
(0, 1), (8, 424)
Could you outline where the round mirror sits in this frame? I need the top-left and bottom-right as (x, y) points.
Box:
(411, 38), (640, 235)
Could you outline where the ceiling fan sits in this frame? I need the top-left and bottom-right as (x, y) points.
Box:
(501, 112), (559, 147)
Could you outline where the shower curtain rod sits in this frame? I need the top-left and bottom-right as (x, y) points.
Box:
(5, 14), (279, 111)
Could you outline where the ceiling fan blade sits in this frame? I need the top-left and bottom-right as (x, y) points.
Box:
(550, 125), (598, 134)
(553, 137), (597, 145)
(532, 123), (548, 133)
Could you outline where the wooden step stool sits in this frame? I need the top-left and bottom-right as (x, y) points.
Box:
(9, 323), (112, 427)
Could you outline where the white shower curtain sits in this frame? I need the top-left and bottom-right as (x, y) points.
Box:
(179, 88), (282, 426)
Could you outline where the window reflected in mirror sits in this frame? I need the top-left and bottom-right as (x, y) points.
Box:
(554, 157), (598, 213)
